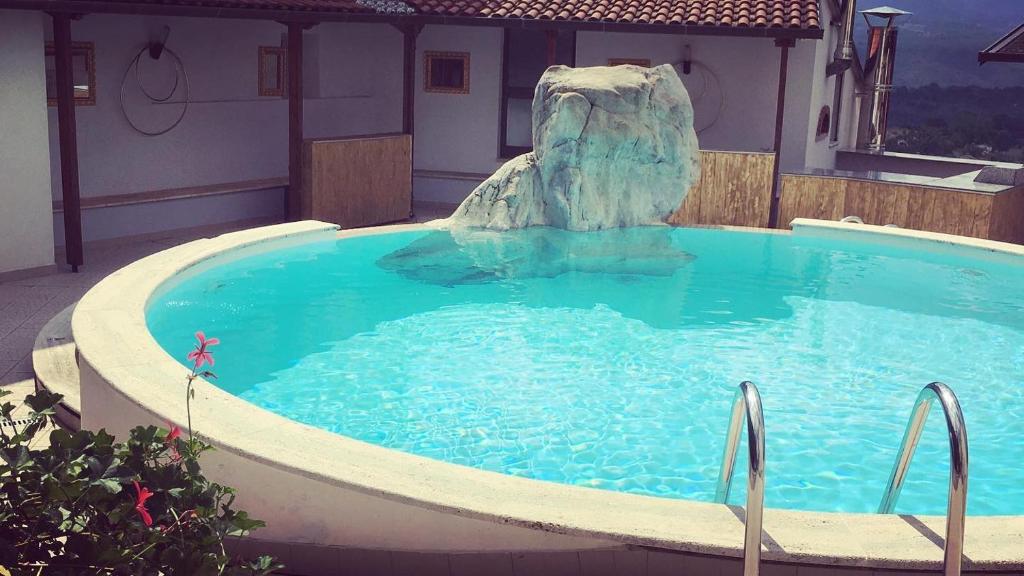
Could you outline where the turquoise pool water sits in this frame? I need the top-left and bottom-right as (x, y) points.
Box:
(147, 226), (1024, 515)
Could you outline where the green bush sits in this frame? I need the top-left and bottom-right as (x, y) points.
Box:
(0, 332), (281, 575)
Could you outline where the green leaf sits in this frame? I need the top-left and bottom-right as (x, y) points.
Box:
(25, 389), (62, 413)
(91, 478), (123, 494)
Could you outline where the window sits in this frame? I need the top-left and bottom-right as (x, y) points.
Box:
(499, 29), (576, 158)
(608, 58), (651, 67)
(45, 41), (96, 106)
(424, 51), (470, 94)
(816, 106), (831, 140)
(258, 46), (287, 97)
(830, 71), (845, 145)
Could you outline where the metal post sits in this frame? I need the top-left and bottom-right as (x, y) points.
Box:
(767, 38), (794, 229)
(402, 24), (421, 135)
(51, 12), (84, 272)
(286, 22), (304, 221)
(715, 381), (766, 576)
(545, 30), (557, 67)
(865, 26), (897, 152)
(878, 382), (968, 576)
(860, 7), (910, 152)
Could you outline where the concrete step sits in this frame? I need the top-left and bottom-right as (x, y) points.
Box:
(32, 303), (80, 430)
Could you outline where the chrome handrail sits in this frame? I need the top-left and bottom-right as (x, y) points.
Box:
(715, 381), (766, 576)
(878, 382), (969, 576)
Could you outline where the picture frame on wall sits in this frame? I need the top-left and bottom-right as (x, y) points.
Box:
(424, 51), (470, 94)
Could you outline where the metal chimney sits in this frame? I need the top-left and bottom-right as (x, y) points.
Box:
(834, 0), (858, 63)
(861, 6), (911, 152)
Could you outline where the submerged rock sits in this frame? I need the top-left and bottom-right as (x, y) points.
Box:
(447, 64), (700, 231)
(377, 227), (694, 286)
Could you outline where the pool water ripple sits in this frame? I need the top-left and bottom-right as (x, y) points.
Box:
(147, 226), (1024, 515)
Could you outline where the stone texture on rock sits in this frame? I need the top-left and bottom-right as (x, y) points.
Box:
(448, 64), (700, 231)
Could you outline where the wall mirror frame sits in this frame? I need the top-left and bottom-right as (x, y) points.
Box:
(45, 41), (96, 106)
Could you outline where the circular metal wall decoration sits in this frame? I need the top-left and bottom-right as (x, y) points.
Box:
(120, 45), (190, 136)
(673, 60), (724, 135)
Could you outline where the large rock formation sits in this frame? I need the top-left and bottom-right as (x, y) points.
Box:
(447, 64), (700, 231)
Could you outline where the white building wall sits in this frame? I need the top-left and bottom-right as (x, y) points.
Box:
(12, 11), (842, 248)
(414, 25), (504, 175)
(576, 30), (834, 174)
(42, 15), (401, 244)
(797, 0), (864, 170)
(779, 40), (816, 172)
(0, 10), (55, 274)
(48, 16), (402, 200)
(575, 31), (782, 155)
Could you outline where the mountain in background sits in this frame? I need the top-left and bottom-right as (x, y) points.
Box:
(855, 0), (1024, 87)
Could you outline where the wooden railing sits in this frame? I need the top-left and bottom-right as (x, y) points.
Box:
(669, 151), (776, 229)
(302, 133), (412, 228)
(778, 174), (1024, 244)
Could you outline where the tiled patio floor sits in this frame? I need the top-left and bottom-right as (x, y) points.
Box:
(0, 203), (457, 423)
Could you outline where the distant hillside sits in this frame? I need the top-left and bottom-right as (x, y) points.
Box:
(886, 85), (1024, 162)
(856, 0), (1024, 87)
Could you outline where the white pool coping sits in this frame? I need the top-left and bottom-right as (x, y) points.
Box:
(72, 219), (1024, 571)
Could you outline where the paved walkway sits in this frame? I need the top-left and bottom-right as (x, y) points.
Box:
(0, 203), (456, 424)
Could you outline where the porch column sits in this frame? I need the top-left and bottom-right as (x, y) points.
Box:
(767, 38), (795, 229)
(545, 30), (557, 67)
(286, 22), (304, 221)
(51, 12), (84, 271)
(402, 24), (422, 135)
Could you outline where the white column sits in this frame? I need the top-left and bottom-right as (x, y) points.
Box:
(0, 10), (55, 275)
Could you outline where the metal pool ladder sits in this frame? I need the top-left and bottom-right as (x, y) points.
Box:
(878, 382), (969, 576)
(715, 381), (766, 576)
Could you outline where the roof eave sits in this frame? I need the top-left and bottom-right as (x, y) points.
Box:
(978, 51), (1024, 65)
(978, 21), (1024, 65)
(0, 0), (824, 39)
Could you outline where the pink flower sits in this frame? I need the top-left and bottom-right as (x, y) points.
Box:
(186, 331), (219, 369)
(133, 480), (154, 526)
(165, 423), (182, 462)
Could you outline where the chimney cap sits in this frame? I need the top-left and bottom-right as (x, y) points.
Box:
(860, 6), (912, 17)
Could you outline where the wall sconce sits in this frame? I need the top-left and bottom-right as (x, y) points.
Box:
(148, 25), (171, 60)
(681, 45), (692, 75)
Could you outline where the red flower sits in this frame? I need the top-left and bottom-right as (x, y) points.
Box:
(133, 480), (154, 526)
(165, 423), (182, 462)
(186, 331), (219, 369)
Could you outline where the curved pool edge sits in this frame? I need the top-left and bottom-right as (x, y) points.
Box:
(72, 219), (1024, 572)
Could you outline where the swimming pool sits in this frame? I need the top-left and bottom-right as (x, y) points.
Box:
(146, 223), (1024, 517)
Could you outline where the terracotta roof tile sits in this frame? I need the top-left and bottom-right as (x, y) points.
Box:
(70, 0), (820, 29)
(407, 0), (820, 29)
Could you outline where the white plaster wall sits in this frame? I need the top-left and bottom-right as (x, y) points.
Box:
(0, 10), (55, 274)
(799, 0), (861, 170)
(414, 29), (835, 201)
(48, 15), (402, 199)
(311, 22), (403, 139)
(52, 188), (284, 246)
(414, 25), (504, 175)
(777, 39), (816, 173)
(38, 16), (402, 246)
(575, 32), (784, 156)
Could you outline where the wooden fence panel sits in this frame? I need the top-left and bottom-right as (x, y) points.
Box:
(990, 186), (1024, 244)
(777, 174), (1021, 243)
(778, 174), (846, 226)
(302, 133), (412, 228)
(669, 151), (775, 228)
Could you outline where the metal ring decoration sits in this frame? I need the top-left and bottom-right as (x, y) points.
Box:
(134, 48), (179, 103)
(120, 46), (190, 136)
(672, 59), (724, 136)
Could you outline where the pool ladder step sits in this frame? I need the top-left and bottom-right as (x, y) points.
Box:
(713, 381), (969, 576)
(714, 381), (766, 576)
(879, 382), (969, 576)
